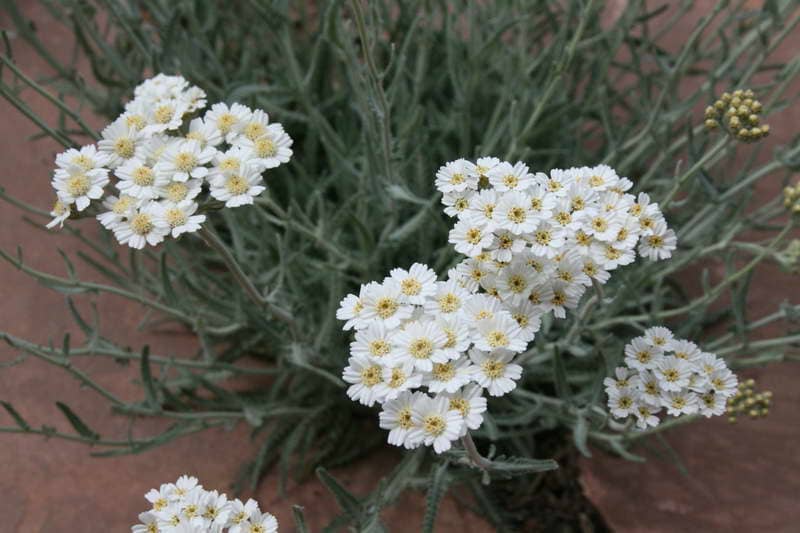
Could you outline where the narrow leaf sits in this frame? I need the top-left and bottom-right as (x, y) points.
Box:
(55, 401), (99, 440)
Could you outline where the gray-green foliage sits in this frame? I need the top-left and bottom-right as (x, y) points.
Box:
(2, 0), (800, 529)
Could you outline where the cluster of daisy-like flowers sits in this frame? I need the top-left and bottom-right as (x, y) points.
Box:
(132, 475), (278, 533)
(337, 158), (677, 453)
(605, 327), (738, 429)
(47, 73), (293, 248)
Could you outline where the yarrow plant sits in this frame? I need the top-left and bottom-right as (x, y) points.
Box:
(338, 159), (678, 456)
(132, 475), (278, 533)
(2, 1), (799, 530)
(605, 327), (738, 429)
(47, 73), (293, 248)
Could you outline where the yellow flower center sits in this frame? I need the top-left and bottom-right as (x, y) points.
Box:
(589, 175), (604, 187)
(52, 200), (69, 215)
(551, 291), (566, 306)
(432, 362), (455, 382)
(225, 174), (250, 195)
(663, 369), (679, 382)
(466, 228), (483, 245)
(508, 275), (527, 293)
(254, 137), (277, 158)
(360, 365), (383, 386)
(244, 122), (266, 141)
(513, 313), (529, 327)
(483, 204), (495, 218)
(216, 113), (236, 134)
(498, 234), (513, 249)
(398, 408), (413, 429)
(647, 235), (664, 248)
(481, 359), (506, 378)
(534, 230), (551, 246)
(130, 213), (154, 235)
(153, 105), (174, 124)
(132, 166), (155, 186)
(423, 414), (446, 436)
(450, 173), (465, 185)
(71, 154), (93, 170)
(507, 206), (526, 224)
(165, 207), (188, 228)
(114, 137), (135, 158)
(368, 339), (391, 357)
(165, 182), (189, 202)
(112, 196), (134, 215)
(409, 338), (433, 359)
(66, 174), (90, 196)
(591, 217), (608, 232)
(375, 297), (399, 319)
(449, 398), (469, 417)
(618, 396), (633, 409)
(554, 211), (571, 225)
(486, 330), (508, 349)
(644, 381), (658, 395)
(388, 368), (406, 388)
(401, 278), (422, 296)
(174, 152), (197, 173)
(454, 198), (469, 211)
(636, 351), (652, 364)
(502, 174), (518, 188)
(438, 293), (460, 313)
(125, 114), (145, 130)
(605, 246), (622, 260)
(219, 157), (240, 172)
(571, 197), (585, 211)
(443, 328), (457, 348)
(547, 179), (561, 192)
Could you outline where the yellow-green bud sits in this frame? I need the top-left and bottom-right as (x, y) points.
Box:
(705, 119), (719, 129)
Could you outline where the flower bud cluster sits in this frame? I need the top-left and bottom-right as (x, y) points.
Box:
(48, 74), (293, 248)
(705, 88), (770, 142)
(726, 378), (771, 423)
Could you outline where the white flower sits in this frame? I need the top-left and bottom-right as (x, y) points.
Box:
(359, 280), (413, 329)
(435, 158), (478, 193)
(228, 498), (260, 530)
(337, 285), (372, 331)
(441, 189), (474, 217)
(131, 512), (159, 533)
(697, 390), (728, 417)
(116, 158), (168, 200)
(153, 200), (206, 238)
(51, 166), (109, 211)
(379, 391), (423, 449)
(472, 313), (526, 353)
(185, 117), (224, 148)
(423, 356), (474, 393)
(528, 223), (566, 258)
(642, 326), (675, 350)
(98, 117), (145, 168)
(236, 123), (294, 170)
(495, 262), (537, 305)
(113, 202), (170, 249)
(97, 194), (139, 230)
(638, 219), (677, 260)
(409, 394), (463, 453)
(661, 389), (698, 416)
(607, 386), (637, 418)
(487, 161), (533, 192)
(654, 356), (692, 392)
(142, 98), (189, 134)
(449, 219), (493, 257)
(46, 199), (71, 229)
(624, 336), (662, 371)
(443, 384), (487, 435)
(247, 511), (278, 533)
(464, 189), (499, 230)
(342, 354), (385, 406)
(205, 102), (252, 139)
(435, 315), (471, 359)
(209, 164), (267, 207)
(156, 178), (204, 203)
(155, 139), (215, 182)
(393, 320), (449, 372)
(379, 360), (423, 401)
(350, 322), (395, 362)
(469, 348), (523, 396)
(423, 280), (471, 317)
(55, 144), (109, 173)
(389, 263), (437, 305)
(495, 191), (539, 234)
(633, 402), (661, 429)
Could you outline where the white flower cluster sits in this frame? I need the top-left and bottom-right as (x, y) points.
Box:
(132, 475), (278, 533)
(337, 158), (679, 454)
(439, 158), (677, 319)
(47, 73), (293, 248)
(605, 327), (738, 429)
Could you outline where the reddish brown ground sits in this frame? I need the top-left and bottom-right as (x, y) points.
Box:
(1, 1), (798, 532)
